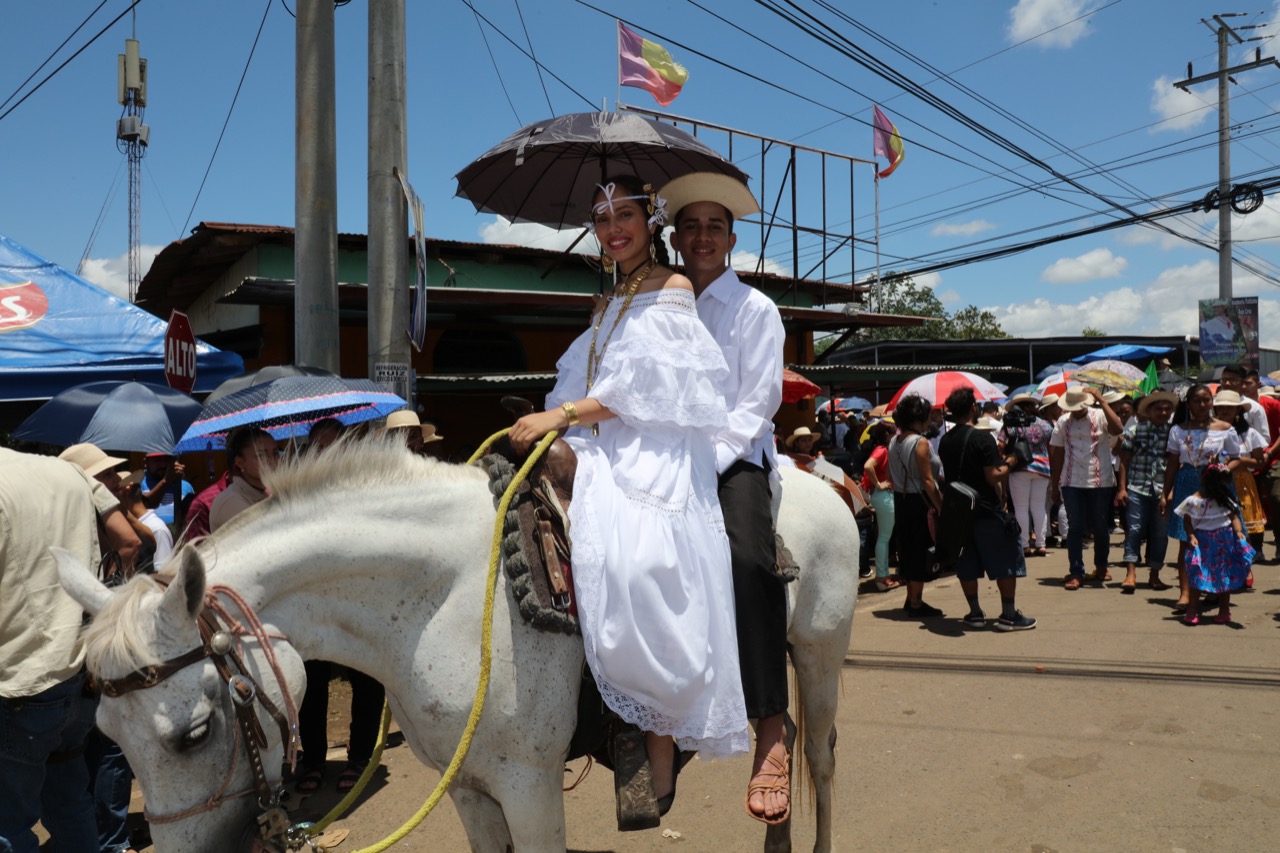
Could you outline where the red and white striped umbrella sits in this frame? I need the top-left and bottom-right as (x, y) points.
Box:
(1035, 370), (1082, 399)
(886, 371), (1005, 411)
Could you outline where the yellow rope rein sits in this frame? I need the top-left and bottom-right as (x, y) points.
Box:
(304, 428), (558, 852)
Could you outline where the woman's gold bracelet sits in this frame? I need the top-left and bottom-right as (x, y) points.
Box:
(561, 401), (581, 427)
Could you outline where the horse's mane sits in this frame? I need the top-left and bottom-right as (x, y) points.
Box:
(261, 433), (487, 505)
(82, 573), (168, 676)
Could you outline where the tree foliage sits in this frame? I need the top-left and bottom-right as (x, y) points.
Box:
(1081, 326), (1106, 337)
(855, 273), (1008, 342)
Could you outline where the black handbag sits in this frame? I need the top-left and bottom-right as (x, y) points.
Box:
(1008, 437), (1034, 470)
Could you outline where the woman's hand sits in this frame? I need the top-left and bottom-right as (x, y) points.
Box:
(510, 409), (568, 454)
(1188, 534), (1199, 549)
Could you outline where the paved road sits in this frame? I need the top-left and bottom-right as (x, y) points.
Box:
(68, 535), (1280, 852)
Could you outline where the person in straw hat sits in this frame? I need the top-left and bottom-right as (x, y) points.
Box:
(1116, 390), (1177, 592)
(509, 176), (749, 821)
(384, 409), (444, 456)
(663, 171), (791, 825)
(1049, 386), (1124, 590)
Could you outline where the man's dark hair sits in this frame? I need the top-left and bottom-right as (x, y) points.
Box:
(309, 418), (343, 441)
(981, 401), (1000, 414)
(945, 387), (977, 420)
(673, 202), (735, 233)
(228, 427), (273, 460)
(1245, 366), (1261, 380)
(1221, 364), (1246, 379)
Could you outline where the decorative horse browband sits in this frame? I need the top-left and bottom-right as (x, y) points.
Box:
(95, 578), (304, 850)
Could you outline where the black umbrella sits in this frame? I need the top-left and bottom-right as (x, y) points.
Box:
(204, 363), (336, 403)
(454, 111), (749, 230)
(13, 381), (202, 454)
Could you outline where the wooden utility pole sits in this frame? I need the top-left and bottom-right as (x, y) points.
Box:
(1173, 13), (1280, 300)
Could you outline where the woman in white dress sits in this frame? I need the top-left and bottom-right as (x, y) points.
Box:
(509, 176), (750, 815)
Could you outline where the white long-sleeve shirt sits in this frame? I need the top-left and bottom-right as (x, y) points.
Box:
(695, 267), (785, 478)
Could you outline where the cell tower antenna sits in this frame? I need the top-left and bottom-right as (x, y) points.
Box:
(117, 35), (149, 302)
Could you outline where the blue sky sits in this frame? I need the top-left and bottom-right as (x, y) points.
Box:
(3, 0), (1280, 345)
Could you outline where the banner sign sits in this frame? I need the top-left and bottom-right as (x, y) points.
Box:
(1199, 297), (1259, 369)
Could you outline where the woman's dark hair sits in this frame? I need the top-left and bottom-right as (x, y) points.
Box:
(895, 394), (932, 430)
(227, 427), (273, 465)
(1200, 464), (1240, 515)
(868, 420), (895, 447)
(945, 387), (976, 421)
(596, 175), (671, 267)
(1175, 383), (1213, 426)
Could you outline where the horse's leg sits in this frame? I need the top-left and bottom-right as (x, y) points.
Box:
(787, 640), (843, 853)
(451, 786), (515, 853)
(489, 766), (568, 853)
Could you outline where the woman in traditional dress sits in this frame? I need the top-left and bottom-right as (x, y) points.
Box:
(1213, 389), (1266, 589)
(509, 176), (749, 816)
(1162, 384), (1242, 613)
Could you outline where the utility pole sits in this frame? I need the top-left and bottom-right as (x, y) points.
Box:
(1173, 13), (1280, 300)
(368, 0), (411, 399)
(295, 0), (340, 372)
(116, 20), (149, 303)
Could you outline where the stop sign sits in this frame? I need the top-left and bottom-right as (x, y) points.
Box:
(164, 310), (197, 394)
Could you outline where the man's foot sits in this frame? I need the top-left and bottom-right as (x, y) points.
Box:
(961, 610), (987, 629)
(336, 760), (368, 793)
(295, 767), (324, 794)
(994, 611), (1037, 632)
(1063, 575), (1082, 590)
(904, 600), (944, 618)
(1033, 547), (1048, 557)
(1149, 574), (1171, 591)
(745, 742), (791, 825)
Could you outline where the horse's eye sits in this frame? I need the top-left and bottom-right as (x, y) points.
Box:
(179, 720), (211, 751)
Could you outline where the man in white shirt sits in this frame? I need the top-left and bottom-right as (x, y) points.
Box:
(1220, 364), (1270, 443)
(664, 173), (791, 826)
(1049, 387), (1124, 589)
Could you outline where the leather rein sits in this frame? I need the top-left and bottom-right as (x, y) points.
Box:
(95, 579), (304, 849)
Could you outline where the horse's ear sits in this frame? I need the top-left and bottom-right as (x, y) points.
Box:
(160, 546), (207, 621)
(51, 546), (112, 617)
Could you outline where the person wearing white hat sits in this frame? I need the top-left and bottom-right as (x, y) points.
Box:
(1049, 386), (1125, 589)
(0, 447), (139, 851)
(384, 409), (444, 456)
(664, 171), (791, 825)
(1116, 391), (1178, 592)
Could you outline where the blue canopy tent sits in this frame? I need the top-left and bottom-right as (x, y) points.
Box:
(0, 232), (242, 401)
(1071, 343), (1173, 362)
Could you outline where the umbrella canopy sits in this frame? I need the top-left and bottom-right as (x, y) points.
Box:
(821, 396), (874, 412)
(454, 111), (749, 230)
(1007, 383), (1039, 400)
(204, 363), (336, 403)
(13, 380), (202, 454)
(1034, 362), (1075, 383)
(1158, 369), (1192, 393)
(1076, 360), (1146, 382)
(1072, 368), (1141, 393)
(1072, 343), (1173, 362)
(886, 371), (1004, 411)
(1035, 371), (1082, 399)
(175, 376), (407, 453)
(782, 368), (821, 404)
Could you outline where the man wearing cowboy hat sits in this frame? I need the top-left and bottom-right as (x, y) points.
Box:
(1049, 386), (1125, 589)
(663, 172), (791, 825)
(385, 409), (445, 456)
(1117, 390), (1178, 591)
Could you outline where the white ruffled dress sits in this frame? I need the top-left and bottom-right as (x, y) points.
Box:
(547, 288), (750, 758)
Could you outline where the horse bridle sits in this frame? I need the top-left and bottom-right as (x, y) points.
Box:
(95, 582), (308, 851)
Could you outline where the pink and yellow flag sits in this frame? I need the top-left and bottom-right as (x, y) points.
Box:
(872, 105), (905, 178)
(618, 21), (688, 107)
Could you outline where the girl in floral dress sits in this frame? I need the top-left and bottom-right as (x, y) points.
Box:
(1174, 463), (1256, 625)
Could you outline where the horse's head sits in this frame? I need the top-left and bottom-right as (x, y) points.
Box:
(55, 545), (305, 852)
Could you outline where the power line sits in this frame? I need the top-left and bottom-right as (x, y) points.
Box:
(0, 0), (144, 125)
(512, 0), (555, 115)
(469, 2), (521, 125)
(460, 0), (596, 111)
(0, 0), (113, 113)
(180, 0), (274, 235)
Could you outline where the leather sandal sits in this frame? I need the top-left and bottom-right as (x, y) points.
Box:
(295, 768), (324, 794)
(336, 761), (368, 793)
(745, 746), (791, 825)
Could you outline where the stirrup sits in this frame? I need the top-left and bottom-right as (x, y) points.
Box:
(610, 725), (660, 831)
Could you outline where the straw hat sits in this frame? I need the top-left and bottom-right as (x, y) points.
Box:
(1006, 392), (1040, 408)
(1213, 389), (1252, 411)
(1058, 388), (1093, 413)
(58, 443), (127, 478)
(659, 173), (760, 222)
(785, 426), (817, 448)
(975, 416), (1000, 432)
(118, 469), (146, 489)
(384, 410), (444, 443)
(1100, 390), (1127, 405)
(1136, 390), (1178, 416)
(1259, 386), (1278, 398)
(1038, 393), (1060, 410)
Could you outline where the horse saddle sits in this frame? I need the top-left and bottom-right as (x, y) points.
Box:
(481, 401), (580, 634)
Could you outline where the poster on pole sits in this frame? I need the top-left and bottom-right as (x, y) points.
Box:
(1198, 297), (1259, 369)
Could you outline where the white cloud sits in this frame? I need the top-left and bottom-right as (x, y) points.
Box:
(479, 218), (594, 254)
(1116, 208), (1214, 250)
(1040, 247), (1128, 284)
(931, 219), (995, 237)
(914, 272), (942, 290)
(1228, 196), (1280, 245)
(1008, 0), (1094, 48)
(936, 288), (962, 308)
(986, 259), (1280, 348)
(728, 250), (786, 277)
(79, 245), (163, 301)
(1150, 74), (1213, 131)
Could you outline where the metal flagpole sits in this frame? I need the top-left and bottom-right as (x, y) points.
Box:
(874, 172), (882, 313)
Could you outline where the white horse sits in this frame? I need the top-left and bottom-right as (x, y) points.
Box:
(55, 439), (857, 853)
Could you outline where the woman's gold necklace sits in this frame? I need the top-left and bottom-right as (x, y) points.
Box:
(585, 259), (655, 433)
